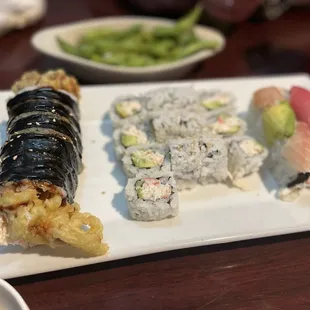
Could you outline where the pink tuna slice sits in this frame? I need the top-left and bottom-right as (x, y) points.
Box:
(290, 86), (310, 125)
(282, 122), (310, 173)
(253, 86), (285, 110)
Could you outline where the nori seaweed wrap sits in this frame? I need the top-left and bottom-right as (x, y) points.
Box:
(0, 70), (107, 256)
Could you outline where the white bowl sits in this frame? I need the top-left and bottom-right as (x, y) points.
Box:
(0, 279), (29, 310)
(31, 16), (226, 83)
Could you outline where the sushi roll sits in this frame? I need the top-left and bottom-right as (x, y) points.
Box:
(143, 86), (199, 118)
(227, 136), (268, 180)
(6, 88), (83, 172)
(194, 90), (236, 117)
(0, 70), (108, 256)
(169, 137), (229, 189)
(169, 139), (201, 190)
(125, 174), (179, 221)
(113, 122), (155, 160)
(109, 94), (149, 128)
(122, 144), (171, 178)
(152, 111), (215, 143)
(197, 137), (229, 185)
(169, 139), (201, 180)
(208, 114), (247, 141)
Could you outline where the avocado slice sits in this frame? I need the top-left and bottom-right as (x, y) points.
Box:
(131, 150), (160, 168)
(221, 125), (241, 136)
(115, 103), (130, 118)
(262, 101), (296, 146)
(121, 134), (138, 147)
(201, 100), (224, 110)
(135, 180), (145, 199)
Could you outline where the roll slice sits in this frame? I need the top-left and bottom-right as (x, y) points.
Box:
(169, 139), (201, 190)
(152, 111), (215, 143)
(0, 70), (107, 256)
(143, 86), (199, 118)
(125, 173), (179, 221)
(113, 122), (155, 160)
(197, 137), (229, 185)
(122, 144), (171, 178)
(228, 136), (268, 180)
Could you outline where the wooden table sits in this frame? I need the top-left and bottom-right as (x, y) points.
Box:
(2, 1), (310, 309)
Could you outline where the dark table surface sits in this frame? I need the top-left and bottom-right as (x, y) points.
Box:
(2, 1), (310, 309)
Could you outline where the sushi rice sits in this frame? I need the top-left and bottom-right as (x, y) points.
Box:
(125, 173), (179, 221)
(143, 86), (199, 118)
(169, 137), (229, 190)
(169, 138), (201, 182)
(198, 137), (229, 185)
(152, 111), (216, 143)
(228, 136), (269, 180)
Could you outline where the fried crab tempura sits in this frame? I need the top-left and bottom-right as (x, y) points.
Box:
(11, 69), (81, 100)
(0, 182), (108, 256)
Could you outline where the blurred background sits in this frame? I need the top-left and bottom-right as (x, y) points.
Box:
(1, 0), (310, 88)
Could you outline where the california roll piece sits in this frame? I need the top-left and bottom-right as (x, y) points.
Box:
(152, 112), (214, 143)
(195, 90), (236, 117)
(208, 114), (247, 140)
(113, 122), (155, 160)
(227, 136), (268, 180)
(125, 174), (179, 221)
(143, 86), (199, 118)
(122, 144), (171, 178)
(109, 95), (149, 128)
(0, 70), (107, 257)
(169, 139), (201, 190)
(198, 137), (229, 185)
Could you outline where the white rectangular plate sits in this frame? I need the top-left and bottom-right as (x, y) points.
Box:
(1, 74), (310, 279)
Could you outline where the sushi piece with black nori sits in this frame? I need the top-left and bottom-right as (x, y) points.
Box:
(6, 88), (83, 171)
(125, 173), (179, 221)
(0, 70), (108, 256)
